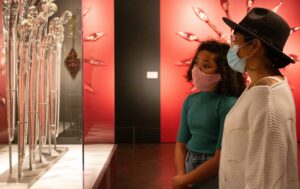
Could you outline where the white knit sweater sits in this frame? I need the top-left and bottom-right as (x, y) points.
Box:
(219, 78), (299, 189)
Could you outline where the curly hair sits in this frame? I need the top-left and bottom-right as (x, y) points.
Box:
(186, 40), (246, 97)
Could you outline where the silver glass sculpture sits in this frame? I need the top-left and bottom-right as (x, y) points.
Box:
(2, 0), (71, 177)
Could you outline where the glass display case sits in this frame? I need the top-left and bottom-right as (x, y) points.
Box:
(0, 0), (115, 188)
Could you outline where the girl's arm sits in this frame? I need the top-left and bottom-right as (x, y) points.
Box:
(173, 149), (221, 187)
(174, 142), (187, 175)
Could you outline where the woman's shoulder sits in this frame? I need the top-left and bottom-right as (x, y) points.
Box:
(250, 76), (287, 91)
(255, 76), (284, 87)
(247, 78), (290, 99)
(245, 80), (293, 113)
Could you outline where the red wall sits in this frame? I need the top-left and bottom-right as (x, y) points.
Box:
(83, 0), (115, 143)
(160, 0), (300, 142)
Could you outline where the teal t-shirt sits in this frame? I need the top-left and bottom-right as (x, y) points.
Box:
(177, 91), (236, 156)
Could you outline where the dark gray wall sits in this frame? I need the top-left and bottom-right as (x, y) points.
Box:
(115, 0), (160, 143)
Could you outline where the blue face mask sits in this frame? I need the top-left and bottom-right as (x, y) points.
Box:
(227, 41), (253, 73)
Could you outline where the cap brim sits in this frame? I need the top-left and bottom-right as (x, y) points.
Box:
(222, 17), (295, 66)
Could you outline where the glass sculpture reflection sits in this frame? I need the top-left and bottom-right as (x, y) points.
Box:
(2, 0), (71, 177)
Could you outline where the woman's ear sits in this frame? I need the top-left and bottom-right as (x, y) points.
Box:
(251, 39), (262, 54)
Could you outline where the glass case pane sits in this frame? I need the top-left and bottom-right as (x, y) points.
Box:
(0, 0), (83, 188)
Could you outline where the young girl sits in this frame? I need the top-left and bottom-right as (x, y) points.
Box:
(173, 40), (245, 189)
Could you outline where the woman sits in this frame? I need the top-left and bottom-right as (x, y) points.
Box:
(173, 40), (245, 189)
(220, 7), (299, 189)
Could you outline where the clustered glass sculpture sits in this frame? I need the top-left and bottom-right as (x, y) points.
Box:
(2, 0), (71, 177)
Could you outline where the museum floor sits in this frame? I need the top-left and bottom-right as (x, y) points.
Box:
(111, 143), (300, 189)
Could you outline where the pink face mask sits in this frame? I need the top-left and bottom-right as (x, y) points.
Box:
(192, 67), (221, 92)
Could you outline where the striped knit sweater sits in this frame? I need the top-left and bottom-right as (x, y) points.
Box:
(219, 78), (299, 189)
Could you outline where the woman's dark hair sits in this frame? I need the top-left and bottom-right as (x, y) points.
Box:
(186, 40), (246, 97)
(234, 28), (287, 68)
